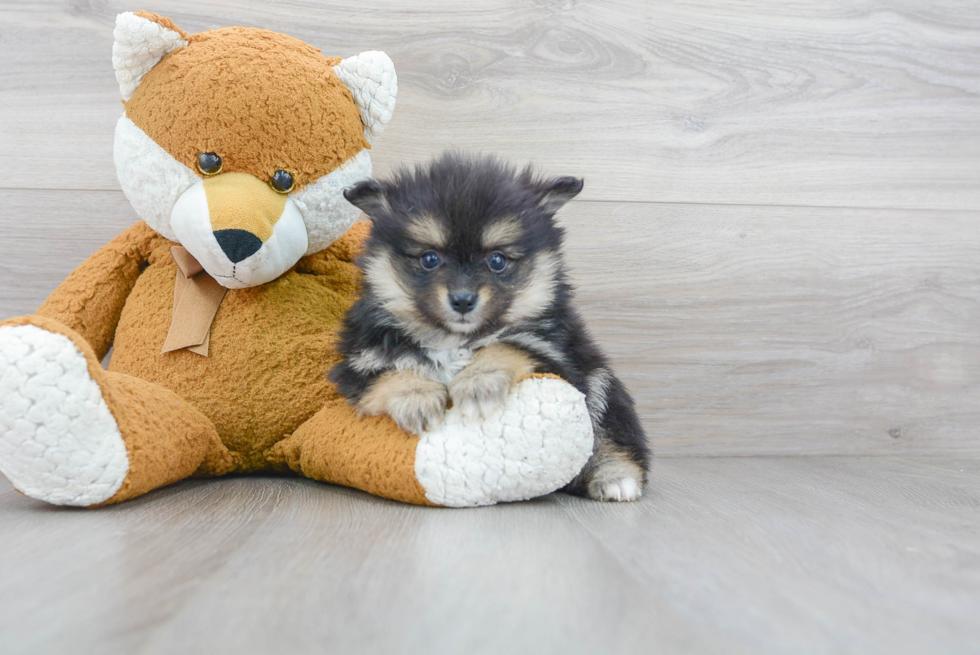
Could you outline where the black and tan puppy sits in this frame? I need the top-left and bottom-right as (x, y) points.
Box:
(331, 153), (649, 501)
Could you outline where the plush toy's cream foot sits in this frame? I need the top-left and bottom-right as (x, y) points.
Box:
(415, 376), (594, 507)
(0, 317), (234, 507)
(275, 374), (593, 507)
(0, 325), (129, 506)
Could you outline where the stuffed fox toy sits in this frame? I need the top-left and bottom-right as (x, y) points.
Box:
(0, 12), (593, 508)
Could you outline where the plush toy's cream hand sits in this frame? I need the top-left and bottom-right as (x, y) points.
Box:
(416, 376), (594, 507)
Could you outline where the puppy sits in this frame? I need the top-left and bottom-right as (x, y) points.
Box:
(330, 152), (649, 501)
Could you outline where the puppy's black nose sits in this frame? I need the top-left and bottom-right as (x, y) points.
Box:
(214, 229), (262, 263)
(449, 292), (478, 315)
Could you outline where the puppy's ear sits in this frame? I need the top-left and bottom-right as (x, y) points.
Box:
(537, 176), (584, 214)
(343, 180), (391, 218)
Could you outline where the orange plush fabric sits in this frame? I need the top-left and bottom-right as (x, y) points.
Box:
(5, 222), (433, 504)
(269, 400), (433, 505)
(36, 222), (159, 360)
(0, 313), (235, 505)
(106, 222), (370, 472)
(125, 16), (367, 190)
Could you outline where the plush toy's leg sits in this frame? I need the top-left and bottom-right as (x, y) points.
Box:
(0, 316), (234, 507)
(270, 376), (595, 507)
(270, 399), (434, 505)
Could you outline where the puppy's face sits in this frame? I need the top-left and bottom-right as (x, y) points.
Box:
(366, 212), (553, 336)
(346, 155), (583, 341)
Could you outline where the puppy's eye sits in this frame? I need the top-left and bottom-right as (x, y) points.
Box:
(487, 251), (507, 273)
(420, 250), (441, 271)
(270, 170), (295, 194)
(197, 152), (222, 176)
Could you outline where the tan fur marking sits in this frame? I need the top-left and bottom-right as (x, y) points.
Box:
(407, 214), (448, 248)
(204, 172), (286, 241)
(360, 370), (449, 435)
(470, 343), (538, 381)
(448, 343), (538, 419)
(480, 216), (522, 249)
(364, 250), (416, 320)
(124, 26), (368, 190)
(503, 251), (560, 323)
(433, 284), (490, 335)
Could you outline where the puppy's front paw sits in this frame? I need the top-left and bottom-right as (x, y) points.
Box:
(387, 387), (448, 434)
(448, 365), (514, 420)
(447, 342), (535, 420)
(359, 371), (448, 435)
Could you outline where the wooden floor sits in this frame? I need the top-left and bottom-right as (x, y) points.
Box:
(0, 1), (978, 653)
(1, 457), (978, 655)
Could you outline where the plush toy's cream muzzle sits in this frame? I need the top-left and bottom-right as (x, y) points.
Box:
(170, 172), (309, 289)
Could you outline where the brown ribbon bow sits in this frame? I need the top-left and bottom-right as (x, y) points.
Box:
(161, 246), (227, 357)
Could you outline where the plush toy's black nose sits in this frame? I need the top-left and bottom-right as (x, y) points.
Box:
(449, 292), (478, 315)
(214, 229), (262, 263)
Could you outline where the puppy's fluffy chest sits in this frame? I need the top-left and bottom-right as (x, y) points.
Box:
(414, 346), (475, 386)
(409, 330), (512, 385)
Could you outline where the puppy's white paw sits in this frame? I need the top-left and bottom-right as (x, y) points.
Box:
(578, 440), (645, 502)
(588, 475), (642, 502)
(448, 367), (513, 419)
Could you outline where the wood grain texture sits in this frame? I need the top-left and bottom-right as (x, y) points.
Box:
(0, 457), (977, 655)
(561, 201), (980, 456)
(0, 1), (978, 208)
(0, 190), (139, 316)
(1, 4), (977, 651)
(2, 190), (976, 456)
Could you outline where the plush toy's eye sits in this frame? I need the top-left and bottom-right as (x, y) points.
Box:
(270, 170), (295, 194)
(487, 252), (507, 273)
(197, 152), (222, 176)
(420, 251), (441, 271)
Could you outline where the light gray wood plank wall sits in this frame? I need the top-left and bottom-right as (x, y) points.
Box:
(1, 1), (979, 208)
(0, 1), (977, 455)
(2, 190), (976, 456)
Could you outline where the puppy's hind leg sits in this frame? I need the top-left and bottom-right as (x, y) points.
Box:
(564, 432), (646, 502)
(565, 371), (649, 502)
(581, 436), (646, 501)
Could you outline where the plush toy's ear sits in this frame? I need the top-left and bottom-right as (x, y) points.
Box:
(537, 176), (584, 214)
(112, 11), (188, 100)
(343, 179), (391, 217)
(333, 52), (398, 143)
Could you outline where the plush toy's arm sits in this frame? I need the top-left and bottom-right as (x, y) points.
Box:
(34, 222), (160, 361)
(271, 374), (594, 507)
